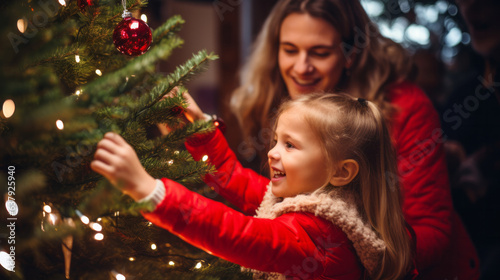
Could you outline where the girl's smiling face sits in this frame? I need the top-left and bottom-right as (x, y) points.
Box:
(268, 106), (331, 197)
(278, 13), (350, 100)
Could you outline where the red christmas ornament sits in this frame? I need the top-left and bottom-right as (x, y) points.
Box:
(171, 106), (185, 117)
(113, 16), (152, 56)
(77, 0), (94, 12)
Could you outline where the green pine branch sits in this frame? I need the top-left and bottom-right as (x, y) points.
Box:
(82, 36), (184, 103)
(0, 1), (248, 279)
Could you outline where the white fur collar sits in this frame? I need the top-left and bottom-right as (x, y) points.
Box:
(247, 183), (385, 279)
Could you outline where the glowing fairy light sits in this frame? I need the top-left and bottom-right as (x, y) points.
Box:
(56, 120), (64, 130)
(17, 18), (27, 33)
(75, 90), (82, 96)
(58, 0), (66, 6)
(49, 213), (58, 225)
(75, 210), (90, 224)
(168, 261), (175, 266)
(43, 205), (52, 213)
(147, 222), (152, 226)
(90, 222), (102, 232)
(80, 215), (89, 224)
(5, 200), (18, 216)
(151, 243), (157, 250)
(140, 14), (147, 23)
(167, 160), (174, 166)
(195, 262), (202, 269)
(2, 99), (15, 118)
(0, 251), (15, 272)
(95, 69), (102, 76)
(111, 270), (126, 280)
(129, 257), (135, 261)
(97, 218), (102, 222)
(75, 55), (80, 63)
(202, 155), (208, 162)
(94, 233), (104, 241)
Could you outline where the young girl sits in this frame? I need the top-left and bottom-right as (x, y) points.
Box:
(91, 93), (417, 279)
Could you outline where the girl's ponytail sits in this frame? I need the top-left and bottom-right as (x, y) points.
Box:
(363, 100), (414, 280)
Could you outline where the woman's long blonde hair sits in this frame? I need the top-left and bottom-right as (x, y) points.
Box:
(277, 93), (414, 280)
(231, 0), (414, 158)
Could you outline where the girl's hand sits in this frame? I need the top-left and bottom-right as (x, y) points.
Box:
(91, 132), (156, 201)
(158, 87), (207, 135)
(181, 90), (206, 123)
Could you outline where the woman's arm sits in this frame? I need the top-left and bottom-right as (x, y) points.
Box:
(390, 82), (453, 269)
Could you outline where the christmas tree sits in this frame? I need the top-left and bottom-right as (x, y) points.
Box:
(0, 0), (249, 279)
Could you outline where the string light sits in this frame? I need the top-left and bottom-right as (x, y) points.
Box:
(75, 210), (89, 224)
(90, 222), (102, 232)
(43, 205), (52, 213)
(0, 251), (15, 272)
(168, 261), (175, 266)
(140, 14), (147, 23)
(147, 222), (153, 226)
(150, 243), (157, 250)
(97, 218), (102, 222)
(128, 257), (135, 261)
(56, 120), (64, 130)
(95, 69), (102, 76)
(167, 160), (174, 166)
(112, 270), (126, 280)
(94, 233), (104, 241)
(58, 0), (66, 6)
(75, 90), (82, 96)
(195, 262), (202, 269)
(202, 155), (208, 162)
(17, 18), (27, 33)
(80, 215), (89, 224)
(5, 200), (18, 216)
(49, 213), (58, 225)
(2, 99), (15, 118)
(75, 55), (80, 63)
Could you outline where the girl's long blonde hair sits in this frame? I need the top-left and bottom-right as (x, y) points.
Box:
(277, 93), (414, 280)
(231, 0), (414, 158)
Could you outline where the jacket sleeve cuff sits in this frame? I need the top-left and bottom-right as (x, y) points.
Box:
(138, 179), (166, 208)
(186, 113), (227, 146)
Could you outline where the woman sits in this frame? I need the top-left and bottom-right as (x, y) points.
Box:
(182, 0), (479, 278)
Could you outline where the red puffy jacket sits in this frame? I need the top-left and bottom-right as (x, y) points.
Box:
(143, 178), (365, 279)
(185, 81), (479, 279)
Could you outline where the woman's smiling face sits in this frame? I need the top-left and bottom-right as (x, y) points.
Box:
(278, 13), (349, 100)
